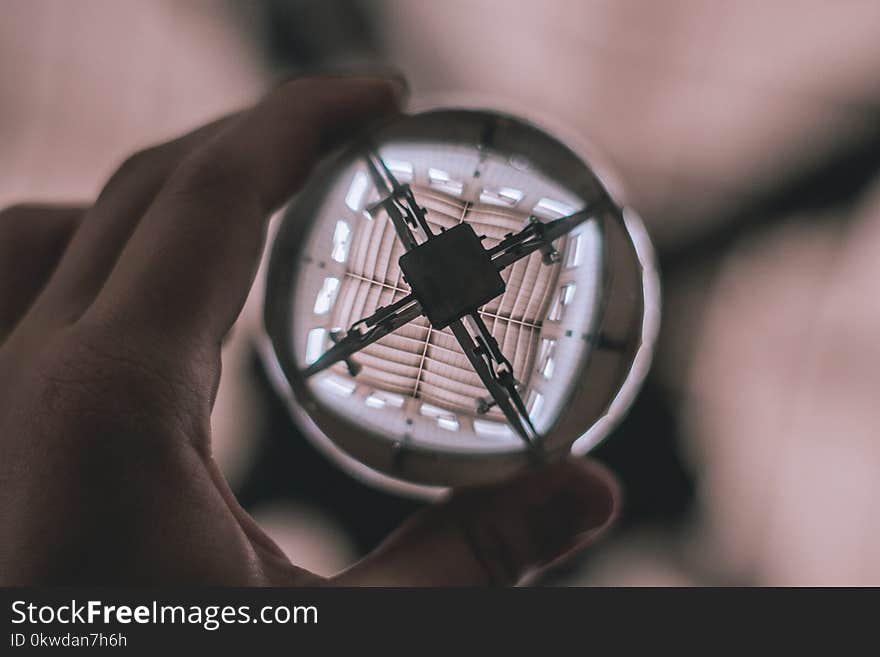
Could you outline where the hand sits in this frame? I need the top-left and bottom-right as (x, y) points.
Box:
(0, 76), (619, 585)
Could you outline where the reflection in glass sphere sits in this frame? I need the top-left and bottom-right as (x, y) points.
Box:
(262, 108), (659, 498)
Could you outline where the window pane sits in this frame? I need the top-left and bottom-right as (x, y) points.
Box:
(386, 159), (413, 182)
(345, 171), (369, 211)
(480, 186), (524, 206)
(564, 233), (582, 268)
(331, 220), (352, 263)
(548, 283), (576, 321)
(313, 277), (341, 315)
(317, 374), (356, 396)
(305, 328), (327, 364)
(473, 419), (513, 438)
(428, 168), (463, 196)
(538, 338), (556, 379)
(533, 197), (575, 219)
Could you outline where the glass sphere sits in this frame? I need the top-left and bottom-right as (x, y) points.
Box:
(262, 107), (659, 498)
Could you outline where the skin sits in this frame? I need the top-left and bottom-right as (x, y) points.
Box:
(0, 77), (619, 586)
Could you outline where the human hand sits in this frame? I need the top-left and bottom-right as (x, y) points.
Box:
(0, 77), (619, 585)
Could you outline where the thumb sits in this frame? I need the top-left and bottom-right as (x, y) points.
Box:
(333, 458), (620, 586)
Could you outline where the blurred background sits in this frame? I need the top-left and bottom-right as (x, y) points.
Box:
(3, 0), (879, 585)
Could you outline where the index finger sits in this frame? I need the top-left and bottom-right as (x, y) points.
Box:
(87, 76), (405, 348)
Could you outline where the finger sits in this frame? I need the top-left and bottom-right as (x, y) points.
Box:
(0, 204), (85, 339)
(31, 115), (238, 327)
(87, 76), (404, 348)
(333, 458), (620, 586)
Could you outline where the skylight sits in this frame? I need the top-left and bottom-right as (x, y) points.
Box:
(420, 403), (449, 418)
(548, 283), (576, 321)
(479, 186), (524, 207)
(533, 197), (575, 219)
(527, 391), (545, 420)
(436, 416), (460, 431)
(317, 374), (356, 397)
(420, 403), (460, 431)
(427, 168), (464, 196)
(564, 232), (582, 268)
(331, 220), (352, 263)
(364, 395), (385, 409)
(305, 328), (328, 364)
(385, 159), (413, 182)
(345, 171), (369, 211)
(538, 338), (556, 379)
(313, 277), (341, 315)
(365, 390), (406, 409)
(473, 419), (513, 439)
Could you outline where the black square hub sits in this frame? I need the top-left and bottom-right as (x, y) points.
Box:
(398, 223), (506, 329)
